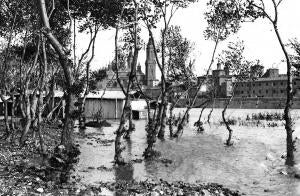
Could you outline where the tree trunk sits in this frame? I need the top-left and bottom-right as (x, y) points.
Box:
(124, 102), (135, 140)
(272, 23), (295, 166)
(222, 96), (234, 146)
(168, 102), (175, 137)
(0, 93), (10, 138)
(61, 92), (75, 151)
(207, 98), (215, 125)
(37, 37), (48, 156)
(20, 92), (31, 145)
(10, 93), (16, 143)
(158, 91), (168, 139)
(37, 0), (76, 153)
(115, 101), (129, 164)
(143, 119), (157, 158)
(174, 39), (219, 137)
(37, 91), (46, 155)
(196, 104), (207, 132)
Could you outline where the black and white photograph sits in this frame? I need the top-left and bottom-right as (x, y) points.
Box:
(0, 0), (300, 195)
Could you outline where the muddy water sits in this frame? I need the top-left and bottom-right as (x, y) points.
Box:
(73, 109), (300, 196)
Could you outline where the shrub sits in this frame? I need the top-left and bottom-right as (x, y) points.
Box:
(250, 112), (284, 121)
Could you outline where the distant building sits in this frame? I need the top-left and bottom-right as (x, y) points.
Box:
(84, 90), (125, 119)
(234, 68), (300, 98)
(104, 37), (157, 89)
(145, 38), (156, 87)
(199, 66), (300, 98)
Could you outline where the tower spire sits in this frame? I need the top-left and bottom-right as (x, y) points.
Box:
(145, 37), (156, 87)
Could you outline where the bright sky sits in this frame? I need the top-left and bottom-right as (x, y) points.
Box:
(76, 0), (300, 76)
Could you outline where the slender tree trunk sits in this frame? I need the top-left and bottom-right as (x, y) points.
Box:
(2, 95), (10, 138)
(49, 80), (55, 112)
(222, 96), (234, 146)
(37, 37), (48, 155)
(158, 91), (168, 139)
(31, 92), (38, 128)
(196, 103), (207, 132)
(20, 92), (31, 145)
(143, 119), (157, 158)
(37, 91), (46, 154)
(174, 39), (219, 137)
(272, 24), (295, 166)
(168, 103), (174, 137)
(143, 93), (163, 158)
(207, 98), (215, 125)
(124, 101), (135, 140)
(10, 93), (16, 143)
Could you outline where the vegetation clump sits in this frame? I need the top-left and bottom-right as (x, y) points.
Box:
(85, 120), (111, 128)
(248, 112), (284, 121)
(98, 180), (242, 196)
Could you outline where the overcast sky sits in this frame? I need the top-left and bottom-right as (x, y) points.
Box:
(76, 0), (300, 76)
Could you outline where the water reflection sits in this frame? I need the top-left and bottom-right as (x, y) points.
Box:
(114, 163), (134, 182)
(114, 138), (134, 182)
(73, 109), (300, 196)
(125, 138), (133, 157)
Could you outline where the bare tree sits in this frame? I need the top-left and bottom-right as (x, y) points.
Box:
(37, 0), (76, 152)
(173, 0), (245, 137)
(247, 0), (295, 166)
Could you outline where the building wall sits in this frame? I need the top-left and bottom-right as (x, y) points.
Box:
(209, 97), (300, 109)
(84, 98), (124, 119)
(234, 79), (300, 98)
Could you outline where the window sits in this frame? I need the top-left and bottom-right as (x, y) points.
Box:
(273, 82), (276, 86)
(266, 83), (268, 86)
(281, 82), (283, 85)
(273, 90), (276, 93)
(241, 91), (244, 94)
(258, 83), (261, 86)
(253, 90), (255, 94)
(253, 84), (255, 87)
(281, 90), (284, 93)
(259, 90), (261, 94)
(294, 81), (297, 85)
(266, 90), (268, 93)
(241, 84), (243, 87)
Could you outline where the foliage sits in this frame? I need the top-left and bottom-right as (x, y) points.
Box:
(289, 39), (300, 76)
(220, 117), (237, 126)
(217, 40), (262, 82)
(164, 25), (195, 84)
(204, 0), (263, 42)
(250, 60), (264, 79)
(217, 40), (249, 81)
(92, 107), (103, 123)
(249, 112), (284, 121)
(89, 68), (108, 90)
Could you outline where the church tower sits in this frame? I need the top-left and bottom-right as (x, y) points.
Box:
(145, 37), (156, 87)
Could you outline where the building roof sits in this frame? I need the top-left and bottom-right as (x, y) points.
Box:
(235, 76), (289, 83)
(86, 90), (126, 99)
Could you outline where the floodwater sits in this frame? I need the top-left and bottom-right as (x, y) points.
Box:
(73, 109), (300, 196)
